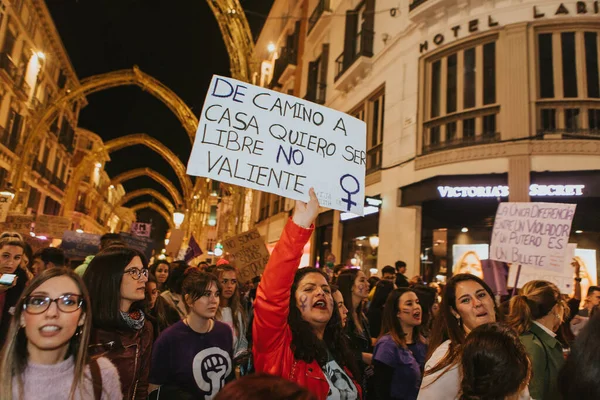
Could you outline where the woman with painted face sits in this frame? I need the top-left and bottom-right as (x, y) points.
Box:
(507, 281), (567, 400)
(373, 288), (427, 400)
(253, 189), (361, 400)
(418, 274), (498, 400)
(83, 247), (154, 400)
(0, 237), (27, 346)
(215, 264), (249, 360)
(145, 274), (180, 340)
(332, 285), (349, 328)
(148, 270), (234, 399)
(0, 268), (122, 399)
(338, 269), (374, 397)
(149, 261), (170, 292)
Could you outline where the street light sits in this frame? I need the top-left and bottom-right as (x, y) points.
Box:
(0, 186), (15, 200)
(267, 42), (276, 53)
(173, 208), (185, 229)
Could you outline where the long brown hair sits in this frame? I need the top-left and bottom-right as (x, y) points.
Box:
(215, 264), (247, 337)
(424, 274), (499, 379)
(0, 268), (93, 400)
(507, 280), (565, 335)
(380, 288), (424, 347)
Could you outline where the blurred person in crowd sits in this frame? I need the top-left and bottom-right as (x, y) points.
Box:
(367, 280), (394, 339)
(145, 274), (180, 341)
(149, 261), (170, 292)
(32, 247), (66, 275)
(507, 280), (567, 400)
(197, 261), (209, 271)
(75, 233), (124, 276)
(578, 285), (600, 318)
(413, 285), (438, 338)
(331, 264), (347, 285)
(338, 268), (374, 396)
(84, 247), (153, 400)
(214, 373), (317, 400)
(409, 276), (425, 287)
(0, 267), (122, 399)
(332, 284), (349, 328)
(419, 274), (498, 399)
(453, 251), (483, 279)
(559, 310), (600, 399)
(20, 241), (35, 280)
(373, 288), (427, 400)
(149, 270), (234, 399)
(253, 189), (361, 399)
(215, 264), (249, 361)
(160, 261), (189, 318)
(395, 261), (409, 288)
(368, 266), (395, 302)
(459, 323), (531, 400)
(0, 236), (26, 346)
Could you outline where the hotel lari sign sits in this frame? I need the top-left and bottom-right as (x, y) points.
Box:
(419, 1), (600, 53)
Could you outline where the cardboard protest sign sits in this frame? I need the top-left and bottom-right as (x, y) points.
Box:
(187, 75), (367, 215)
(508, 243), (577, 294)
(222, 229), (270, 283)
(60, 231), (101, 260)
(0, 194), (13, 223)
(490, 202), (576, 271)
(130, 222), (151, 238)
(35, 215), (71, 238)
(120, 232), (154, 260)
(0, 215), (34, 235)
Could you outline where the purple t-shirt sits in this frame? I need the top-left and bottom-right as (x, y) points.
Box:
(373, 334), (427, 400)
(149, 320), (233, 398)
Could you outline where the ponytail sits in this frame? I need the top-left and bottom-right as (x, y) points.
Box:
(507, 295), (534, 335)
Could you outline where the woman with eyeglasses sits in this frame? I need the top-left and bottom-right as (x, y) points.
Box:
(83, 246), (154, 400)
(149, 270), (234, 399)
(0, 267), (122, 399)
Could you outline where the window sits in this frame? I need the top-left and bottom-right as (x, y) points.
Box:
(541, 109), (557, 132)
(538, 34), (555, 98)
(352, 88), (385, 174)
(306, 44), (329, 105)
(561, 33), (578, 98)
(565, 108), (580, 131)
(422, 39), (499, 153)
(336, 0), (374, 80)
(589, 109), (600, 130)
(585, 32), (599, 98)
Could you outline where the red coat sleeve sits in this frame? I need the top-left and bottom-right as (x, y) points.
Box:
(252, 218), (313, 368)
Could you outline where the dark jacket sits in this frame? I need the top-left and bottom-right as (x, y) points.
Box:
(520, 323), (564, 400)
(395, 273), (409, 288)
(89, 321), (154, 400)
(0, 267), (28, 347)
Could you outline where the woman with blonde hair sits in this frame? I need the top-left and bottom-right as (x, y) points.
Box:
(0, 267), (121, 399)
(453, 251), (483, 279)
(507, 280), (567, 400)
(215, 264), (249, 360)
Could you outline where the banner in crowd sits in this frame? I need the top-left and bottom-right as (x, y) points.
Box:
(0, 193), (13, 223)
(508, 243), (577, 293)
(120, 232), (154, 260)
(0, 215), (34, 235)
(490, 202), (576, 271)
(222, 229), (270, 283)
(61, 231), (101, 260)
(130, 222), (151, 237)
(35, 215), (71, 238)
(187, 75), (367, 215)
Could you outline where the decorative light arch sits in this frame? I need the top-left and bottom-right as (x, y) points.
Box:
(62, 133), (192, 214)
(108, 168), (183, 208)
(130, 202), (175, 230)
(119, 188), (175, 213)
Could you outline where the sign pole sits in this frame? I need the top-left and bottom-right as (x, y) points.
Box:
(511, 264), (522, 297)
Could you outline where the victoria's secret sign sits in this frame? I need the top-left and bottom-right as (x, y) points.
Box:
(420, 1), (600, 53)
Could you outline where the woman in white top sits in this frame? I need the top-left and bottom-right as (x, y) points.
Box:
(0, 267), (121, 399)
(215, 264), (249, 359)
(418, 274), (497, 400)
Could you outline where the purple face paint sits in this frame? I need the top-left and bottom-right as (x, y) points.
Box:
(299, 294), (308, 312)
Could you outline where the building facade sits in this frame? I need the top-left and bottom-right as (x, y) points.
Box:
(256, 0), (600, 279)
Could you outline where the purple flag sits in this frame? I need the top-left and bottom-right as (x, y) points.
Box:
(184, 235), (203, 263)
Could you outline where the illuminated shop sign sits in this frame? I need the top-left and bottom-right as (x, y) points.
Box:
(341, 197), (382, 221)
(437, 184), (585, 198)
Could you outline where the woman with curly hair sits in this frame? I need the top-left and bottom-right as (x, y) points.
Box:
(253, 189), (361, 399)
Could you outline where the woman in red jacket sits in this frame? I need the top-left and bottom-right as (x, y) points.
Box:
(253, 189), (362, 400)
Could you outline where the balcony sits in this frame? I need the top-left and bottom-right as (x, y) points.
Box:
(422, 132), (501, 154)
(536, 128), (600, 139)
(50, 176), (66, 191)
(0, 126), (17, 153)
(0, 52), (17, 82)
(308, 0), (331, 38)
(409, 0), (429, 11)
(75, 202), (90, 215)
(270, 47), (297, 88)
(305, 82), (327, 105)
(334, 30), (374, 92)
(14, 74), (31, 100)
(29, 97), (42, 113)
(32, 159), (44, 175)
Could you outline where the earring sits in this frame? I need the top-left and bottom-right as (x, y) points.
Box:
(74, 326), (83, 337)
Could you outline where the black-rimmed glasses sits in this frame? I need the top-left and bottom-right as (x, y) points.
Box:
(123, 267), (149, 280)
(24, 294), (84, 314)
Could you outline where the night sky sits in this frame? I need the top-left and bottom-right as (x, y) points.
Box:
(46, 0), (274, 249)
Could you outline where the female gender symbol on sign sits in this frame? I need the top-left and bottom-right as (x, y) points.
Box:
(340, 174), (360, 211)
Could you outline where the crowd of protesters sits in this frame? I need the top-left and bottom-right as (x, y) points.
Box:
(0, 191), (600, 399)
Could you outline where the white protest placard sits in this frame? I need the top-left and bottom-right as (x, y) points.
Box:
(490, 202), (576, 271)
(130, 222), (151, 238)
(508, 243), (577, 294)
(187, 75), (367, 215)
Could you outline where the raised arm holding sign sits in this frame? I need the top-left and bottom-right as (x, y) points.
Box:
(187, 75), (367, 215)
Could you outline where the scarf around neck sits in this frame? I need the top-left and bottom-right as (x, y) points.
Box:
(120, 310), (145, 331)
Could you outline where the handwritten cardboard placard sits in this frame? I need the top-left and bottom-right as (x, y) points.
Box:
(130, 222), (152, 238)
(222, 229), (270, 283)
(490, 202), (576, 271)
(35, 215), (71, 238)
(0, 215), (34, 235)
(120, 232), (154, 261)
(187, 75), (367, 215)
(508, 243), (577, 294)
(60, 231), (101, 260)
